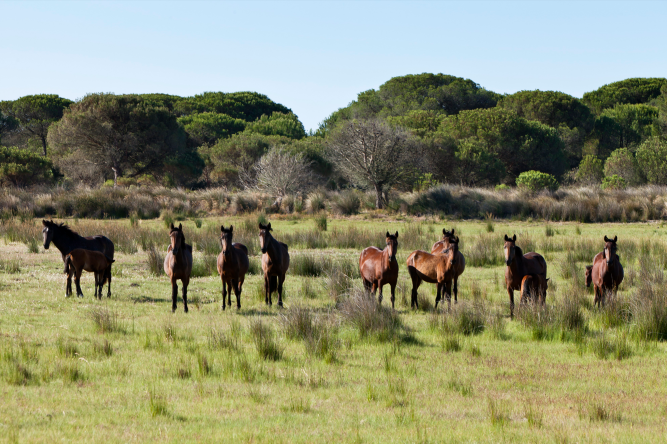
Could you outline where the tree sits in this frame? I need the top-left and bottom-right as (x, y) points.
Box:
(603, 148), (643, 186)
(0, 146), (53, 186)
(583, 78), (667, 114)
(240, 147), (315, 199)
(0, 110), (18, 143)
(243, 112), (306, 139)
(48, 93), (198, 186)
(453, 138), (504, 186)
(326, 119), (418, 209)
(515, 171), (559, 191)
(178, 112), (246, 147)
(636, 136), (667, 185)
(574, 155), (604, 185)
(0, 94), (73, 156)
(438, 108), (567, 181)
(599, 104), (659, 149)
(174, 91), (292, 121)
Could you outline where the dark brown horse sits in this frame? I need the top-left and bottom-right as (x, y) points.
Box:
(431, 228), (466, 302)
(64, 249), (115, 299)
(520, 274), (549, 306)
(407, 236), (459, 310)
(585, 236), (624, 308)
(42, 220), (115, 297)
(259, 222), (290, 307)
(217, 225), (249, 310)
(503, 234), (547, 317)
(359, 232), (399, 308)
(164, 223), (193, 313)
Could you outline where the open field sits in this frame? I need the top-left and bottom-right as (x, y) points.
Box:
(2, 215), (667, 442)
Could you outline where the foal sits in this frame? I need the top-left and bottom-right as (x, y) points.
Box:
(64, 249), (115, 299)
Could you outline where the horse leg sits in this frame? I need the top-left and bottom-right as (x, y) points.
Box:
(66, 272), (72, 297)
(453, 277), (458, 303)
(264, 276), (270, 306)
(106, 266), (112, 298)
(390, 282), (396, 310)
(377, 281), (384, 305)
(237, 276), (244, 310)
(94, 272), (100, 299)
(444, 280), (453, 311)
(363, 279), (372, 293)
(508, 288), (515, 319)
(222, 278), (227, 311)
(227, 281), (232, 307)
(75, 269), (84, 298)
(435, 282), (442, 309)
(232, 279), (241, 309)
(277, 275), (285, 307)
(408, 269), (421, 309)
(182, 278), (189, 313)
(171, 279), (178, 313)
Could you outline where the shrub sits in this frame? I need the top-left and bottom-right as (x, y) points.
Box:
(601, 175), (626, 190)
(306, 191), (327, 213)
(0, 146), (54, 186)
(604, 148), (643, 186)
(330, 190), (361, 215)
(515, 170), (559, 191)
(495, 184), (510, 192)
(636, 136), (667, 185)
(574, 155), (604, 185)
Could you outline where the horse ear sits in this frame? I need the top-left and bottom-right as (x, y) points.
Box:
(170, 223), (175, 230)
(512, 234), (516, 242)
(386, 231), (390, 238)
(604, 235), (609, 242)
(614, 236), (617, 242)
(395, 231), (399, 238)
(229, 225), (233, 232)
(451, 228), (455, 235)
(585, 265), (593, 271)
(178, 223), (182, 230)
(221, 225), (225, 232)
(267, 223), (272, 231)
(442, 228), (447, 235)
(42, 220), (47, 226)
(259, 223), (264, 229)
(504, 234), (510, 242)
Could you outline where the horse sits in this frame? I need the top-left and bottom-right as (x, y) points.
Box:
(359, 232), (399, 308)
(520, 274), (549, 306)
(64, 249), (115, 299)
(503, 234), (548, 317)
(163, 223), (193, 313)
(585, 236), (624, 308)
(407, 236), (459, 310)
(259, 222), (290, 307)
(431, 228), (466, 302)
(42, 220), (115, 297)
(217, 225), (249, 310)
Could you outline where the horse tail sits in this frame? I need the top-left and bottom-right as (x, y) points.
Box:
(269, 275), (278, 292)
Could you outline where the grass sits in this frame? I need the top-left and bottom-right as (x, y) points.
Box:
(2, 214), (667, 441)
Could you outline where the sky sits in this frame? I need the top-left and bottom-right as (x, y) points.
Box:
(1, 0), (666, 132)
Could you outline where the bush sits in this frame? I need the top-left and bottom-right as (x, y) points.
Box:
(604, 148), (643, 186)
(601, 175), (627, 190)
(330, 190), (360, 215)
(0, 146), (54, 186)
(574, 155), (603, 185)
(636, 136), (667, 185)
(494, 184), (510, 192)
(515, 170), (559, 192)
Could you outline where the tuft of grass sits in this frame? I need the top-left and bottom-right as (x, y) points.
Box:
(282, 398), (312, 413)
(545, 224), (555, 237)
(145, 245), (164, 277)
(588, 403), (621, 423)
(443, 335), (461, 352)
(314, 214), (327, 232)
(525, 402), (544, 428)
(330, 191), (360, 215)
(88, 307), (125, 334)
(0, 258), (21, 274)
(250, 319), (283, 361)
(93, 339), (113, 357)
(58, 361), (84, 383)
(149, 388), (169, 417)
(447, 378), (472, 396)
(488, 398), (510, 427)
(27, 237), (39, 254)
(208, 327), (238, 351)
(57, 338), (79, 358)
(339, 288), (403, 342)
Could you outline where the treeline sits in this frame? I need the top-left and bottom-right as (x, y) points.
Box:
(2, 74), (667, 209)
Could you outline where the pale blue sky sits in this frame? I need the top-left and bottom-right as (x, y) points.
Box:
(1, 1), (666, 131)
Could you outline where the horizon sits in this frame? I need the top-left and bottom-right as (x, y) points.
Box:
(2, 0), (666, 131)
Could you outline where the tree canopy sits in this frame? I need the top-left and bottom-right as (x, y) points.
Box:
(497, 90), (593, 131)
(0, 146), (53, 186)
(0, 94), (73, 156)
(582, 78), (667, 114)
(173, 91), (293, 121)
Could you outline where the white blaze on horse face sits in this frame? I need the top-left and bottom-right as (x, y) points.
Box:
(42, 227), (52, 249)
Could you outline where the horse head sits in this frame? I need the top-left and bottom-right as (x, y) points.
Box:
(385, 231), (399, 262)
(169, 223), (184, 255)
(220, 225), (234, 256)
(503, 234), (517, 266)
(584, 265), (593, 287)
(603, 235), (617, 265)
(42, 219), (55, 249)
(442, 228), (455, 241)
(259, 222), (273, 254)
(442, 236), (459, 265)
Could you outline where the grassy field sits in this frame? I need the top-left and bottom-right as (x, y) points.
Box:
(2, 214), (667, 443)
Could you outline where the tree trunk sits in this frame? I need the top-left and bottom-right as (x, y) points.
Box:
(112, 167), (118, 188)
(374, 184), (384, 210)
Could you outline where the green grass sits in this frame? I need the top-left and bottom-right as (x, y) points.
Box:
(1, 215), (667, 442)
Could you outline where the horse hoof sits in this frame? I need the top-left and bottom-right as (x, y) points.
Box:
(278, 301), (283, 308)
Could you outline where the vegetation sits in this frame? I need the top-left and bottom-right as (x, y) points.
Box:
(515, 170), (559, 191)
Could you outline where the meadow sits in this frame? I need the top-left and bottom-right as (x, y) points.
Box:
(2, 213), (667, 443)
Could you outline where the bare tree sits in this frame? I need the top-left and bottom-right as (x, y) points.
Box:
(240, 147), (315, 200)
(326, 119), (417, 209)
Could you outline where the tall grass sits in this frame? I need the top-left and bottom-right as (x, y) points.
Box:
(249, 319), (283, 361)
(339, 288), (403, 341)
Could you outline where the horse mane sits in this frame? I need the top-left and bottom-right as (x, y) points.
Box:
(49, 221), (81, 240)
(514, 246), (524, 265)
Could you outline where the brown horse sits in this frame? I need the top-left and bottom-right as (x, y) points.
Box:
(64, 249), (115, 299)
(520, 274), (549, 306)
(259, 222), (290, 307)
(407, 236), (459, 310)
(431, 228), (466, 302)
(359, 232), (399, 308)
(164, 223), (193, 313)
(503, 234), (547, 317)
(217, 225), (249, 310)
(42, 220), (115, 297)
(585, 236), (624, 308)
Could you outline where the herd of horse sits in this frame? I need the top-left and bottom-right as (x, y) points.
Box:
(40, 219), (624, 316)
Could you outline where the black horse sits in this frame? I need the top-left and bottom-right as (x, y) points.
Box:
(42, 220), (115, 297)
